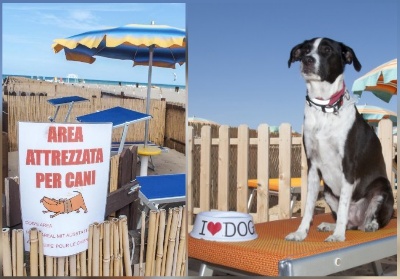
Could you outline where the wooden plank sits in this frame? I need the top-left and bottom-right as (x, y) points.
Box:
(300, 130), (308, 217)
(256, 124), (270, 222)
(378, 119), (393, 186)
(200, 126), (211, 212)
(105, 181), (139, 217)
(218, 125), (230, 211)
(237, 125), (249, 213)
(187, 126), (194, 226)
(116, 147), (138, 229)
(129, 145), (138, 181)
(2, 132), (8, 192)
(194, 137), (299, 146)
(278, 123), (291, 219)
(118, 148), (134, 188)
(5, 178), (22, 228)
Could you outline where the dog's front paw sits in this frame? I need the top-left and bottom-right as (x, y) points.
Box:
(317, 222), (336, 232)
(363, 220), (379, 232)
(324, 234), (345, 242)
(285, 231), (307, 241)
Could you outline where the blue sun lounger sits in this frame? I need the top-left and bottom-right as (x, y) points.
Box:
(76, 106), (152, 154)
(47, 95), (89, 122)
(135, 173), (186, 228)
(136, 173), (186, 210)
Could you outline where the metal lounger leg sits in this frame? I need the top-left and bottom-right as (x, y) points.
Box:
(247, 189), (256, 210)
(199, 263), (214, 276)
(64, 101), (75, 122)
(118, 124), (129, 154)
(371, 260), (384, 275)
(290, 194), (297, 218)
(49, 106), (60, 122)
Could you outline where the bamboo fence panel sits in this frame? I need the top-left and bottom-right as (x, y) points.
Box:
(38, 231), (44, 276)
(4, 95), (166, 151)
(3, 76), (186, 152)
(161, 208), (173, 275)
(155, 209), (166, 275)
(2, 216), (135, 277)
(29, 228), (39, 276)
(165, 103), (186, 153)
(12, 229), (17, 275)
(16, 229), (24, 276)
(3, 77), (101, 98)
(2, 228), (12, 276)
(1, 208), (186, 276)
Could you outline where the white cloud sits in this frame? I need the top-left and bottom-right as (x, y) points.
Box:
(69, 10), (96, 22)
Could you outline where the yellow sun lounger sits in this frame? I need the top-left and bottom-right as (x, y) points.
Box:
(189, 212), (397, 276)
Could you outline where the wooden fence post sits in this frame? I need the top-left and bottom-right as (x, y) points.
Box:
(237, 125), (249, 213)
(218, 125), (230, 211)
(256, 124), (270, 223)
(279, 123), (291, 219)
(300, 127), (308, 216)
(187, 126), (194, 227)
(378, 119), (394, 187)
(200, 126), (211, 212)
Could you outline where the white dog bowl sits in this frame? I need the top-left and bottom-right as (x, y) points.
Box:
(190, 211), (258, 242)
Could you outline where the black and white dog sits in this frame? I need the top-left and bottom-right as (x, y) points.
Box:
(286, 37), (394, 242)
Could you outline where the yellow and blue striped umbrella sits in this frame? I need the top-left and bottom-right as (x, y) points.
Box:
(52, 23), (186, 146)
(52, 23), (186, 68)
(352, 59), (397, 103)
(356, 104), (397, 126)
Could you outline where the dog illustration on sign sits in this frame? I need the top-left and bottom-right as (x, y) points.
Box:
(40, 191), (88, 218)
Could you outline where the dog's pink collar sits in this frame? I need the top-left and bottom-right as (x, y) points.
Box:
(326, 82), (346, 106)
(306, 82), (348, 114)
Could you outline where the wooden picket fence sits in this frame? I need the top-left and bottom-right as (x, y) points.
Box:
(187, 120), (395, 227)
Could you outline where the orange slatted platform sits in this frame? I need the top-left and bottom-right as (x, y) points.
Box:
(189, 213), (397, 276)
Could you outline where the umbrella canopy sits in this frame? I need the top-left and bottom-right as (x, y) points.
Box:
(188, 116), (219, 125)
(352, 59), (397, 103)
(52, 24), (186, 67)
(52, 23), (186, 146)
(356, 104), (397, 126)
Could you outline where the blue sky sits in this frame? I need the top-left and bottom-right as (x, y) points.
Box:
(187, 0), (398, 132)
(2, 0), (398, 133)
(2, 3), (186, 86)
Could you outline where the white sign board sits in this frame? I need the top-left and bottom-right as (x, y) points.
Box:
(18, 122), (112, 257)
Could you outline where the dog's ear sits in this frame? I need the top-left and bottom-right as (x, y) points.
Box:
(288, 43), (304, 68)
(341, 43), (362, 72)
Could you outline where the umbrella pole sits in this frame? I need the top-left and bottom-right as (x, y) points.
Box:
(144, 45), (155, 148)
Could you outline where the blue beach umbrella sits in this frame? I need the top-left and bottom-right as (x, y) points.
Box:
(52, 23), (186, 146)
